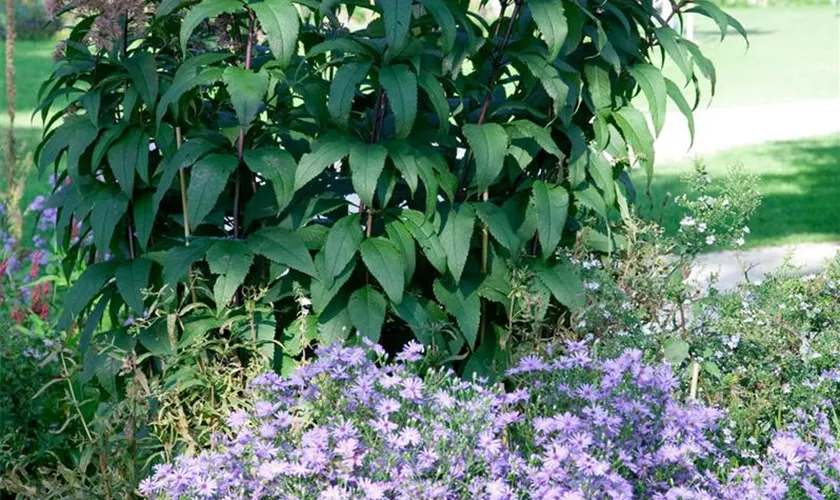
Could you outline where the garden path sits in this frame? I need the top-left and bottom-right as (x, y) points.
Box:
(690, 242), (840, 291)
(655, 98), (840, 161)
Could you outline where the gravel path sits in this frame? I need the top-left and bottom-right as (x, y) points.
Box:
(690, 242), (840, 291)
(655, 98), (840, 161)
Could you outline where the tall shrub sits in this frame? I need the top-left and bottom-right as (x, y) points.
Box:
(39, 0), (745, 381)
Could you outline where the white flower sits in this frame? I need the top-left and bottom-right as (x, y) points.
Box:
(743, 226), (750, 234)
(735, 237), (745, 247)
(705, 235), (716, 245)
(697, 222), (707, 233)
(679, 216), (696, 227)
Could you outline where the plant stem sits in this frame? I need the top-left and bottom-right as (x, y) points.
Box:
(121, 13), (136, 259)
(233, 10), (256, 240)
(473, 0), (523, 342)
(176, 127), (191, 244)
(176, 127), (199, 304)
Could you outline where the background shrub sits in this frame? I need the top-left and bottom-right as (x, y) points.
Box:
(0, 0), (58, 41)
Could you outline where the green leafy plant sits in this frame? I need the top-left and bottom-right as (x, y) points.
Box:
(39, 0), (746, 386)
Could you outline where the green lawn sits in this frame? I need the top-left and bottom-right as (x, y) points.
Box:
(636, 134), (840, 249)
(664, 6), (839, 109)
(1, 40), (59, 228)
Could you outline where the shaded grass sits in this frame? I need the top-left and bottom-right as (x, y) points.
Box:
(634, 134), (840, 249)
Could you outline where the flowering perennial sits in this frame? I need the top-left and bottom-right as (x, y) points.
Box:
(135, 340), (839, 499)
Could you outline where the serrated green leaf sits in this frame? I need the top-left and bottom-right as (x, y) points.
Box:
(91, 188), (129, 255)
(385, 219), (416, 282)
(417, 71), (450, 135)
(81, 89), (101, 126)
(180, 0), (242, 55)
(463, 123), (508, 191)
(107, 127), (148, 196)
(248, 226), (316, 276)
(655, 27), (692, 83)
(294, 135), (351, 190)
(613, 106), (655, 183)
(664, 77), (695, 148)
(350, 142), (388, 206)
(251, 0), (300, 66)
(156, 66), (224, 130)
(687, 0), (748, 46)
(629, 63), (666, 136)
(223, 67), (269, 129)
(324, 214), (363, 280)
(328, 62), (371, 130)
(162, 240), (212, 288)
(243, 148), (296, 211)
(505, 120), (563, 159)
(311, 252), (355, 314)
(133, 191), (157, 251)
(348, 286), (387, 341)
(125, 52), (159, 107)
(65, 121), (99, 180)
(60, 262), (118, 331)
(379, 0), (411, 51)
(472, 202), (519, 253)
(313, 295), (349, 345)
(206, 240), (253, 307)
(438, 204), (475, 283)
(531, 180), (569, 259)
(392, 294), (444, 345)
(91, 124), (128, 172)
(584, 149), (615, 207)
(528, 0), (567, 60)
(509, 51), (571, 117)
(153, 138), (218, 208)
(683, 40), (716, 98)
(115, 258), (153, 314)
(187, 153), (238, 228)
(399, 209), (447, 274)
(433, 278), (480, 349)
(583, 62), (611, 111)
(379, 65), (417, 140)
(533, 261), (585, 310)
(418, 0), (456, 51)
(575, 184), (607, 219)
(37, 120), (75, 175)
(385, 141), (419, 193)
(360, 237), (406, 303)
(306, 38), (376, 59)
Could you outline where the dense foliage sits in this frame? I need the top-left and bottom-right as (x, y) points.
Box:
(38, 0), (746, 386)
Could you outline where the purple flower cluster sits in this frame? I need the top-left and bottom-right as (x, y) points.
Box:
(140, 340), (840, 499)
(509, 342), (726, 499)
(140, 339), (522, 499)
(720, 403), (840, 499)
